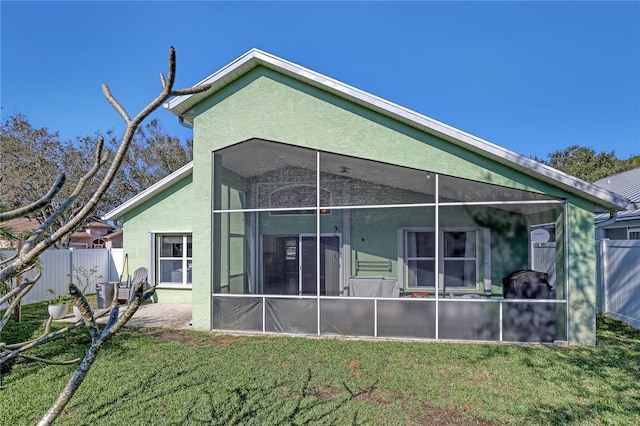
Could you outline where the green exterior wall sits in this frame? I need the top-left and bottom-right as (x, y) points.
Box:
(193, 69), (571, 196)
(121, 173), (193, 304)
(566, 200), (597, 346)
(120, 65), (598, 344)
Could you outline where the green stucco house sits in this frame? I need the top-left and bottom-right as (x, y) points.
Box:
(104, 49), (633, 345)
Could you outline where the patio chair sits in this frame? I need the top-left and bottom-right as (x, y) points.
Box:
(127, 267), (152, 303)
(117, 267), (152, 304)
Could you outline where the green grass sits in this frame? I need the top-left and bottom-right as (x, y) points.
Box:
(2, 303), (640, 425)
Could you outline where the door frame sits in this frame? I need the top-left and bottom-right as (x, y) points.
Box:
(298, 233), (342, 295)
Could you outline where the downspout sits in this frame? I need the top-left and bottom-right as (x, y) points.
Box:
(178, 116), (193, 129)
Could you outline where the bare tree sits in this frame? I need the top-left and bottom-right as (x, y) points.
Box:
(1, 116), (193, 245)
(0, 47), (211, 425)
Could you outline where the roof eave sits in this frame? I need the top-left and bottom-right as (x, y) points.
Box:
(165, 48), (267, 117)
(164, 49), (633, 213)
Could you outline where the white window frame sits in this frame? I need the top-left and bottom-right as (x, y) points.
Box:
(156, 233), (192, 287)
(628, 227), (640, 240)
(401, 227), (490, 293)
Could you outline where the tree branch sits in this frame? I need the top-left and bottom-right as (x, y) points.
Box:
(0, 273), (39, 331)
(159, 72), (167, 90)
(170, 84), (213, 97)
(101, 83), (131, 123)
(37, 285), (156, 426)
(0, 174), (66, 222)
(69, 283), (99, 342)
(1, 46), (207, 425)
(2, 139), (108, 282)
(20, 354), (81, 365)
(0, 304), (113, 364)
(0, 251), (18, 266)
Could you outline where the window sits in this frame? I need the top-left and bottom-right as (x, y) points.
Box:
(404, 229), (482, 291)
(629, 228), (640, 240)
(443, 231), (477, 288)
(406, 231), (436, 288)
(92, 238), (105, 249)
(158, 234), (192, 285)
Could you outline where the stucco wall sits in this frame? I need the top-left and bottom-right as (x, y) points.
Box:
(122, 173), (193, 304)
(566, 200), (597, 346)
(150, 66), (598, 343)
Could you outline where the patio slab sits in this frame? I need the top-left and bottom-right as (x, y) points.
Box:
(58, 303), (192, 330)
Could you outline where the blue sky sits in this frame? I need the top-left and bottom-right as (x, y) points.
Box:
(2, 1), (639, 160)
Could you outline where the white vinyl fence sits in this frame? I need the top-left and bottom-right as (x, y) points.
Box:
(531, 242), (557, 289)
(597, 239), (640, 329)
(1, 248), (124, 306)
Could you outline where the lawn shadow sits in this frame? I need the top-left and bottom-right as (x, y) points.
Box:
(407, 316), (640, 424)
(70, 357), (380, 425)
(1, 303), (86, 384)
(193, 367), (379, 425)
(472, 317), (640, 424)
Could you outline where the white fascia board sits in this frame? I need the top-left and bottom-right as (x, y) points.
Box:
(102, 162), (193, 222)
(164, 49), (264, 114)
(164, 49), (633, 212)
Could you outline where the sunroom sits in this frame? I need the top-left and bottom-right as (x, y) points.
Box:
(211, 138), (566, 343)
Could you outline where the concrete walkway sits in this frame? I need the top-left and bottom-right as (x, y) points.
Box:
(119, 303), (192, 330)
(59, 303), (193, 330)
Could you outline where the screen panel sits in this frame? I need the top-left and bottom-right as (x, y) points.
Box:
(320, 299), (375, 336)
(265, 298), (317, 334)
(377, 299), (436, 339)
(438, 300), (500, 341)
(212, 296), (262, 331)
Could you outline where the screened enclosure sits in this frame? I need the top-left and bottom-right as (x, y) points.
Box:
(211, 139), (568, 342)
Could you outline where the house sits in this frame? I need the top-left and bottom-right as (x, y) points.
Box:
(1, 218), (122, 250)
(104, 49), (634, 345)
(0, 218), (40, 249)
(68, 221), (123, 249)
(593, 167), (640, 240)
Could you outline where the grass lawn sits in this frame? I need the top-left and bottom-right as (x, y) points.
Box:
(2, 303), (640, 425)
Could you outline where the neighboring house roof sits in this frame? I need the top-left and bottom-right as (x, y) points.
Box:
(103, 228), (123, 240)
(103, 162), (193, 221)
(0, 218), (40, 249)
(69, 220), (119, 240)
(106, 49), (633, 221)
(594, 167), (640, 225)
(69, 231), (91, 240)
(594, 168), (640, 202)
(84, 221), (116, 229)
(2, 218), (40, 235)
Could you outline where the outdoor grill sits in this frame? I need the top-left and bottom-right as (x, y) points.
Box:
(502, 270), (557, 342)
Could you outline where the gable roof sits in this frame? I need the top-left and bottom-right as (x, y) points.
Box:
(163, 49), (634, 214)
(594, 167), (640, 202)
(594, 167), (640, 225)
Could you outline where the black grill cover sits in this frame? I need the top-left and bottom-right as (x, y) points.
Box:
(502, 269), (556, 342)
(502, 270), (553, 299)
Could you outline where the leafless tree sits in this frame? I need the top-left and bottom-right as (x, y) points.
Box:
(0, 47), (211, 425)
